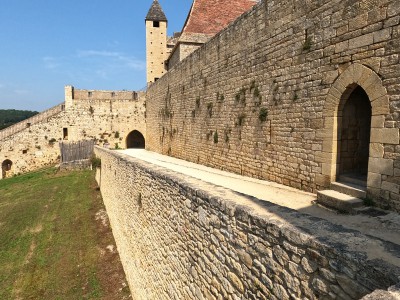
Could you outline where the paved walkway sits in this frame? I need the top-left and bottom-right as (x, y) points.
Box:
(120, 149), (400, 249)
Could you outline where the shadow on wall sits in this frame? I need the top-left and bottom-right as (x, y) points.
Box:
(126, 130), (145, 149)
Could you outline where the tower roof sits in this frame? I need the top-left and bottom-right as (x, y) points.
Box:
(181, 0), (258, 35)
(146, 0), (167, 22)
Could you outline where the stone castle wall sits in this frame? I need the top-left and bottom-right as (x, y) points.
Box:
(0, 103), (65, 141)
(145, 0), (400, 211)
(0, 87), (145, 178)
(95, 147), (400, 300)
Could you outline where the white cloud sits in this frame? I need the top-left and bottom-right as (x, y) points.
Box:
(77, 50), (145, 71)
(43, 56), (62, 69)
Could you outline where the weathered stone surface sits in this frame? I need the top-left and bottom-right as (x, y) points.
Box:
(144, 0), (400, 214)
(95, 147), (400, 300)
(228, 272), (244, 293)
(370, 128), (399, 145)
(336, 274), (370, 299)
(369, 158), (394, 176)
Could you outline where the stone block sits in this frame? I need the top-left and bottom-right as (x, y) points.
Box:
(369, 143), (384, 158)
(388, 1), (400, 18)
(368, 158), (394, 175)
(381, 181), (400, 194)
(373, 28), (391, 43)
(370, 115), (385, 128)
(349, 33), (373, 50)
(322, 163), (336, 177)
(370, 128), (399, 144)
(367, 172), (382, 189)
(315, 174), (331, 187)
(369, 87), (389, 104)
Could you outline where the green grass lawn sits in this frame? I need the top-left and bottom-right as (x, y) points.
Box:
(0, 168), (131, 300)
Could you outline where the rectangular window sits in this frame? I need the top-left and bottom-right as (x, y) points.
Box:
(153, 21), (160, 28)
(63, 128), (68, 140)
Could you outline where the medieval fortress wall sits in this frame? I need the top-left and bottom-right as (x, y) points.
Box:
(95, 147), (400, 300)
(0, 86), (145, 178)
(146, 0), (400, 212)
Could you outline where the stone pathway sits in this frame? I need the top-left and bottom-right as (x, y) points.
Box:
(120, 149), (400, 252)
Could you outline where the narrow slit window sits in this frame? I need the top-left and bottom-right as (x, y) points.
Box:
(63, 128), (68, 140)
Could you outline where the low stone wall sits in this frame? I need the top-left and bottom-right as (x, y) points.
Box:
(59, 159), (92, 171)
(95, 147), (400, 300)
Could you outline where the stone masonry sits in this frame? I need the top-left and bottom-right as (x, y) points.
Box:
(145, 0), (400, 212)
(95, 147), (400, 300)
(0, 86), (145, 178)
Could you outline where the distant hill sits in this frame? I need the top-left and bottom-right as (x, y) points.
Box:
(0, 109), (39, 130)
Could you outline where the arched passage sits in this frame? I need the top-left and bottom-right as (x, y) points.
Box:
(2, 159), (13, 179)
(126, 130), (145, 149)
(321, 63), (390, 187)
(338, 85), (371, 181)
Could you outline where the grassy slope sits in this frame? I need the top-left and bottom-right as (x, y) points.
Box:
(0, 168), (131, 300)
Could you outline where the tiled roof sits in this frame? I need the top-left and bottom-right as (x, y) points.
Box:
(181, 0), (258, 35)
(146, 0), (167, 22)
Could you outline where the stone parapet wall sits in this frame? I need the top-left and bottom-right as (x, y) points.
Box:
(95, 147), (400, 300)
(0, 103), (65, 141)
(145, 0), (400, 211)
(72, 89), (140, 101)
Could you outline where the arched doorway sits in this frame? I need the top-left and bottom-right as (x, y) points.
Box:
(2, 159), (13, 179)
(337, 86), (371, 183)
(126, 130), (145, 149)
(321, 63), (390, 188)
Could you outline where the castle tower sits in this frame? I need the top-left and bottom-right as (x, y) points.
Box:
(145, 0), (168, 85)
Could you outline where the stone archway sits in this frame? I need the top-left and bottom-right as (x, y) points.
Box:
(321, 63), (391, 188)
(126, 130), (145, 149)
(2, 159), (13, 179)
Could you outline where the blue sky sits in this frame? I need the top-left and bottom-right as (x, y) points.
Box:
(0, 0), (192, 111)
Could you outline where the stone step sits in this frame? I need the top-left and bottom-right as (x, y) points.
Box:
(330, 181), (367, 199)
(316, 190), (364, 214)
(338, 175), (367, 187)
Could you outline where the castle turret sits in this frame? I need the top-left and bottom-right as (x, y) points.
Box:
(145, 0), (168, 85)
(65, 85), (74, 110)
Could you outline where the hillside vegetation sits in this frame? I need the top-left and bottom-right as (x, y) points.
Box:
(0, 109), (39, 130)
(0, 168), (131, 299)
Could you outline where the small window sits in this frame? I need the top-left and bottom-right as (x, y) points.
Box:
(111, 92), (115, 97)
(63, 128), (68, 140)
(22, 150), (28, 154)
(26, 123), (31, 128)
(153, 21), (160, 28)
(88, 91), (92, 97)
(154, 78), (159, 82)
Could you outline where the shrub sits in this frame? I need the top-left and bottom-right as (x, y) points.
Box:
(259, 107), (268, 122)
(213, 131), (218, 144)
(91, 155), (101, 168)
(207, 103), (213, 117)
(237, 113), (246, 126)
